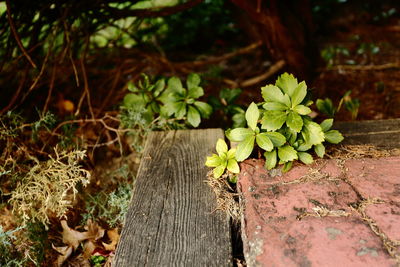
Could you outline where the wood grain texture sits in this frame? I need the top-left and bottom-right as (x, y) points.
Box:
(114, 129), (232, 267)
(334, 119), (400, 148)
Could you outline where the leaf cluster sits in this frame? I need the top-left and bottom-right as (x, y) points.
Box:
(206, 73), (344, 178)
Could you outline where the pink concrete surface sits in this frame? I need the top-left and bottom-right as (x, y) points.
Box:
(239, 157), (400, 267)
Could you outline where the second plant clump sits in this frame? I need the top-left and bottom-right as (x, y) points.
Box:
(206, 73), (344, 179)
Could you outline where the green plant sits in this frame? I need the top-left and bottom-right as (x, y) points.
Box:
(160, 73), (212, 127)
(316, 90), (360, 120)
(321, 45), (350, 67)
(208, 88), (246, 128)
(205, 138), (239, 179)
(206, 73), (344, 177)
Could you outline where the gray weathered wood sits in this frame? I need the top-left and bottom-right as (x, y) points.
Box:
(114, 129), (232, 267)
(334, 118), (400, 147)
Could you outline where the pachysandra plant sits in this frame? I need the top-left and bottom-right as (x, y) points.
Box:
(205, 138), (239, 178)
(206, 72), (344, 181)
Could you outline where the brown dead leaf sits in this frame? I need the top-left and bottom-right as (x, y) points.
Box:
(52, 244), (73, 267)
(61, 220), (90, 250)
(102, 228), (120, 251)
(84, 219), (105, 241)
(82, 240), (96, 260)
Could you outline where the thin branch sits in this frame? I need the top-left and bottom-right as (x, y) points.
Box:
(327, 62), (400, 71)
(240, 60), (285, 87)
(105, 0), (204, 19)
(43, 63), (58, 114)
(0, 66), (29, 115)
(5, 0), (37, 68)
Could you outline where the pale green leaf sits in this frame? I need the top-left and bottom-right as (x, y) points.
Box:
(227, 159), (240, 173)
(261, 110), (287, 131)
(194, 101), (212, 118)
(302, 120), (325, 145)
(256, 133), (273, 152)
(264, 149), (277, 170)
(123, 94), (145, 109)
(213, 165), (226, 178)
(291, 81), (307, 107)
(227, 128), (254, 142)
(314, 143), (325, 158)
(175, 102), (187, 118)
(293, 105), (312, 115)
(205, 154), (221, 167)
(187, 106), (201, 127)
(153, 79), (165, 97)
(324, 130), (344, 144)
(282, 161), (293, 172)
(298, 152), (313, 164)
(227, 148), (236, 159)
(286, 112), (303, 133)
(167, 77), (183, 94)
(216, 138), (228, 156)
(263, 132), (286, 147)
(261, 85), (286, 105)
(275, 73), (298, 96)
(188, 86), (204, 99)
(162, 102), (180, 116)
(187, 73), (201, 89)
(245, 102), (259, 131)
(235, 136), (255, 162)
(278, 145), (298, 163)
(262, 102), (288, 111)
(320, 119), (333, 132)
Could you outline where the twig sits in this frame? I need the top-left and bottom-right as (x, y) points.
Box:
(63, 21), (80, 87)
(43, 63), (58, 114)
(327, 62), (400, 71)
(240, 60), (285, 87)
(0, 66), (29, 115)
(5, 0), (37, 69)
(177, 41), (263, 68)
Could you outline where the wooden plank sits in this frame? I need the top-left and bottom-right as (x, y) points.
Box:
(334, 119), (400, 148)
(114, 129), (232, 267)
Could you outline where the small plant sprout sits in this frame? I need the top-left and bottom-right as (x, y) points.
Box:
(205, 138), (239, 179)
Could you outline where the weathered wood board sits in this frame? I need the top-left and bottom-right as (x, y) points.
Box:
(334, 118), (400, 147)
(114, 129), (232, 267)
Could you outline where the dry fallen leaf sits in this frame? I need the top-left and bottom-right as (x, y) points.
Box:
(102, 228), (120, 251)
(61, 220), (89, 250)
(52, 243), (73, 267)
(82, 240), (96, 260)
(84, 219), (105, 241)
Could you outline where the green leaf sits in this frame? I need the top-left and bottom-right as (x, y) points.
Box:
(123, 94), (145, 109)
(220, 88), (242, 104)
(293, 105), (312, 115)
(188, 86), (204, 99)
(302, 120), (325, 145)
(291, 81), (307, 107)
(245, 102), (259, 131)
(232, 112), (246, 128)
(161, 102), (180, 116)
(261, 110), (287, 131)
(264, 150), (277, 170)
(256, 133), (273, 152)
(320, 119), (333, 132)
(194, 101), (212, 118)
(216, 138), (228, 156)
(227, 148), (236, 159)
(298, 152), (313, 164)
(263, 132), (286, 147)
(286, 112), (303, 133)
(227, 128), (254, 142)
(324, 130), (344, 144)
(316, 98), (335, 117)
(153, 79), (165, 97)
(275, 73), (298, 96)
(213, 165), (226, 178)
(168, 77), (184, 94)
(175, 102), (187, 118)
(227, 159), (240, 173)
(282, 161), (293, 172)
(314, 143), (325, 158)
(262, 102), (288, 111)
(261, 85), (286, 105)
(187, 73), (201, 90)
(278, 145), (298, 163)
(235, 136), (255, 162)
(205, 154), (221, 167)
(187, 106), (201, 127)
